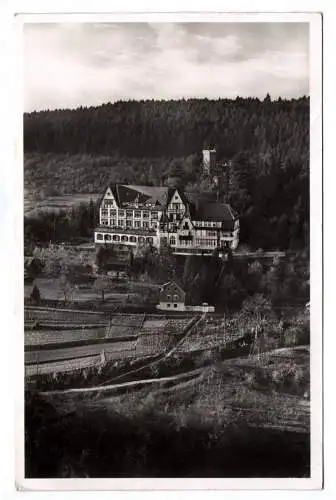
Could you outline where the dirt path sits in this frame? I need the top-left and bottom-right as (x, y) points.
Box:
(40, 366), (203, 396)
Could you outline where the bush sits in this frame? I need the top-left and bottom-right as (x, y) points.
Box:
(271, 365), (309, 395)
(284, 318), (310, 347)
(245, 367), (270, 388)
(30, 284), (41, 305)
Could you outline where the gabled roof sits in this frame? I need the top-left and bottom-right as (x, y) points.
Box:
(195, 202), (237, 222)
(98, 184), (120, 207)
(101, 185), (173, 208)
(99, 184), (239, 227)
(160, 279), (186, 296)
(126, 185), (169, 202)
(167, 187), (190, 208)
(185, 191), (238, 226)
(177, 215), (195, 230)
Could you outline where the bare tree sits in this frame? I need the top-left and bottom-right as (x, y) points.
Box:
(58, 273), (74, 305)
(93, 275), (110, 302)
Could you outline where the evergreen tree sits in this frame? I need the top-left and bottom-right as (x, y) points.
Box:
(30, 284), (41, 305)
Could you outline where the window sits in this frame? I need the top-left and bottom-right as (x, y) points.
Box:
(129, 236), (137, 243)
(134, 220), (141, 228)
(121, 235), (128, 242)
(173, 294), (178, 301)
(104, 234), (111, 241)
(169, 236), (176, 246)
(167, 294), (171, 300)
(103, 199), (114, 207)
(143, 211), (149, 219)
(118, 210), (125, 218)
(126, 210), (133, 218)
(126, 219), (133, 228)
(151, 211), (158, 219)
(183, 222), (189, 230)
(101, 209), (108, 217)
(101, 219), (109, 226)
(147, 237), (153, 244)
(96, 233), (103, 240)
(110, 219), (116, 227)
(207, 231), (217, 237)
(167, 304), (171, 308)
(113, 235), (120, 241)
(110, 209), (117, 216)
(138, 236), (145, 244)
(118, 219), (125, 227)
(174, 304), (177, 308)
(143, 221), (149, 229)
(134, 211), (141, 218)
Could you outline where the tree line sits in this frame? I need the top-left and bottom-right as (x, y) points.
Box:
(24, 97), (309, 250)
(24, 97), (309, 161)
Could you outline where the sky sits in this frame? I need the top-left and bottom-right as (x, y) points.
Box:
(24, 22), (309, 112)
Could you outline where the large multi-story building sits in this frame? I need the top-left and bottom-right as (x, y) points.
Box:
(94, 184), (239, 256)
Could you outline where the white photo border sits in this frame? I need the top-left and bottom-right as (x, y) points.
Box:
(10, 10), (322, 493)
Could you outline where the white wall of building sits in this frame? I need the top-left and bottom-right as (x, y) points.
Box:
(96, 186), (239, 253)
(156, 302), (186, 312)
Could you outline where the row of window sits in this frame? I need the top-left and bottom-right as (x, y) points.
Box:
(179, 240), (192, 246)
(166, 303), (179, 308)
(193, 221), (221, 228)
(166, 235), (218, 247)
(195, 239), (218, 247)
(100, 219), (157, 229)
(96, 233), (154, 244)
(168, 205), (185, 212)
(103, 199), (115, 207)
(167, 213), (183, 221)
(101, 208), (158, 219)
(166, 294), (179, 301)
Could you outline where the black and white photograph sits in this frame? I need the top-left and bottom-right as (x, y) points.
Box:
(18, 12), (322, 489)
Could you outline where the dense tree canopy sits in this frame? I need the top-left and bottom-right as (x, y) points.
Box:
(24, 97), (309, 250)
(24, 97), (309, 161)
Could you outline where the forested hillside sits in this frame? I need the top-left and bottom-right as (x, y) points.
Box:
(24, 97), (309, 250)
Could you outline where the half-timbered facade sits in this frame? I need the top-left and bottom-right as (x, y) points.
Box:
(94, 184), (239, 255)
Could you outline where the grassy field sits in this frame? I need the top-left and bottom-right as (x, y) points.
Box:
(25, 278), (140, 304)
(24, 192), (101, 216)
(25, 345), (310, 478)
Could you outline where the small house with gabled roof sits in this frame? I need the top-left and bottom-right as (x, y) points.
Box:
(156, 280), (215, 313)
(157, 280), (186, 311)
